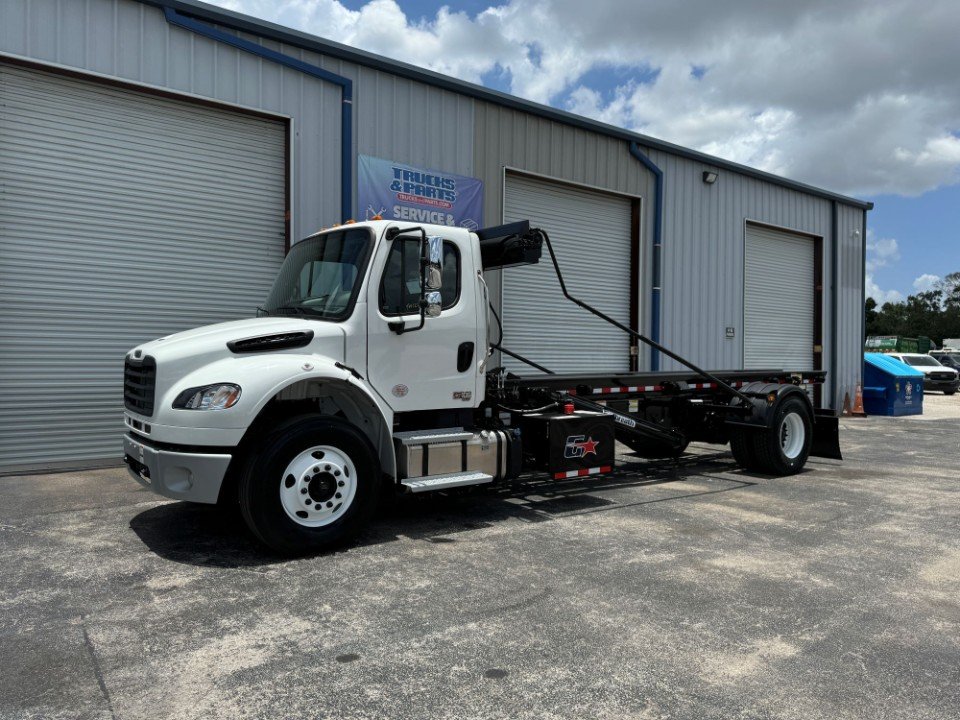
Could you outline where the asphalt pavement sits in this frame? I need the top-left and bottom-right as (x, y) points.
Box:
(2, 394), (959, 719)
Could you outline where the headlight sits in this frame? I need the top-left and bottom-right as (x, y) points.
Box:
(172, 384), (242, 410)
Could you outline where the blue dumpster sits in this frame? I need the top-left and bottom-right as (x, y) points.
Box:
(863, 352), (924, 416)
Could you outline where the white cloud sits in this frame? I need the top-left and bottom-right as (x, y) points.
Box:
(913, 273), (941, 292)
(865, 233), (900, 274)
(866, 275), (903, 305)
(864, 232), (903, 303)
(211, 0), (960, 197)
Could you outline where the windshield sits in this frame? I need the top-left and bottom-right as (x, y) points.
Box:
(263, 228), (373, 320)
(901, 355), (941, 367)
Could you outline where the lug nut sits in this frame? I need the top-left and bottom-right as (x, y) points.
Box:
(324, 465), (331, 471)
(338, 480), (345, 487)
(313, 466), (320, 473)
(334, 470), (341, 477)
(326, 501), (333, 508)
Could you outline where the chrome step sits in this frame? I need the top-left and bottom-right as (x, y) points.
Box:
(401, 471), (494, 493)
(393, 427), (474, 446)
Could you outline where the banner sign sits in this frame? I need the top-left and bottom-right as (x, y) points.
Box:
(357, 155), (484, 231)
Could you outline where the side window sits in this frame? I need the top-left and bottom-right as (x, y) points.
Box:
(380, 239), (461, 315)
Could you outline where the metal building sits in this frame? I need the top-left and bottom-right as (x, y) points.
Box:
(0, 0), (871, 474)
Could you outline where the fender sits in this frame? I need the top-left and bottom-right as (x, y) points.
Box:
(163, 354), (396, 477)
(726, 381), (814, 430)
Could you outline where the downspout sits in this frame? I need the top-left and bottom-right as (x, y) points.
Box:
(861, 207), (868, 384)
(163, 7), (354, 223)
(628, 142), (663, 371)
(830, 201), (839, 411)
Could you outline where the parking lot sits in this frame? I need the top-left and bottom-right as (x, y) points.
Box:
(2, 395), (959, 720)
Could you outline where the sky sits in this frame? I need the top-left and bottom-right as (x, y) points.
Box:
(213, 0), (960, 305)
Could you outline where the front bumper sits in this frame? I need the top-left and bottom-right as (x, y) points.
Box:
(123, 433), (232, 504)
(923, 378), (959, 392)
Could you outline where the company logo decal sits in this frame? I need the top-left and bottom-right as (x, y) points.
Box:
(391, 384), (409, 398)
(564, 435), (599, 459)
(390, 168), (458, 208)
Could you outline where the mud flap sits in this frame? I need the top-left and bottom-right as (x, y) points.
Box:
(810, 409), (842, 460)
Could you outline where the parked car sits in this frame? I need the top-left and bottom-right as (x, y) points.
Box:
(888, 353), (959, 395)
(930, 350), (960, 372)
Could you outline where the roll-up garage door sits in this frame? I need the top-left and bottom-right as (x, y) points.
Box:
(0, 64), (287, 473)
(502, 174), (634, 374)
(743, 224), (816, 371)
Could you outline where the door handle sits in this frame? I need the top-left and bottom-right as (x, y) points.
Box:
(457, 342), (474, 372)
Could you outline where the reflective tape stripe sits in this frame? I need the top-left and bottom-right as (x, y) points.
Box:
(553, 465), (613, 480)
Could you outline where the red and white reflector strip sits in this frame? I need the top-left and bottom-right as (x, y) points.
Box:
(569, 377), (822, 396)
(570, 385), (664, 395)
(553, 465), (613, 480)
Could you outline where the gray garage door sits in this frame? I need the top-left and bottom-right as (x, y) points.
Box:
(502, 174), (634, 375)
(743, 224), (815, 371)
(0, 64), (286, 473)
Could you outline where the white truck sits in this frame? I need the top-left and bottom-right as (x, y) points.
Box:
(123, 220), (841, 554)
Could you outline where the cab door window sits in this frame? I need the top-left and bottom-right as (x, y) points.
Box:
(379, 239), (461, 316)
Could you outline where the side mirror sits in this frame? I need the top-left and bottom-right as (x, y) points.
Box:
(422, 236), (443, 318)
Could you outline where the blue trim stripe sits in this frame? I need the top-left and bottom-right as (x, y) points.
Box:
(163, 7), (354, 223)
(628, 142), (663, 371)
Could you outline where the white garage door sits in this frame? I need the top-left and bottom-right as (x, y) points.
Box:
(0, 64), (287, 473)
(502, 174), (634, 374)
(743, 224), (816, 371)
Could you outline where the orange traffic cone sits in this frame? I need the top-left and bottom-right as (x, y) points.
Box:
(851, 382), (867, 417)
(841, 392), (853, 416)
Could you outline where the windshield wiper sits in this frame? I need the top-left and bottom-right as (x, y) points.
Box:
(272, 305), (314, 318)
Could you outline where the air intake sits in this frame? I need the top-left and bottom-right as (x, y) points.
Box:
(228, 330), (314, 354)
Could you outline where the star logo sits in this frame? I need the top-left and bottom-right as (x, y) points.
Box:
(564, 435), (600, 459)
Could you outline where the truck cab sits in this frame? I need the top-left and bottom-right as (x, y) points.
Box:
(124, 221), (498, 553)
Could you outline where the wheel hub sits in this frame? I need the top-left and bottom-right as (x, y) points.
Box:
(308, 472), (338, 503)
(279, 445), (357, 528)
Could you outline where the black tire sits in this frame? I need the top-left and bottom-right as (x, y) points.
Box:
(750, 396), (813, 476)
(945, 390), (956, 396)
(238, 415), (381, 555)
(621, 436), (689, 459)
(729, 429), (760, 471)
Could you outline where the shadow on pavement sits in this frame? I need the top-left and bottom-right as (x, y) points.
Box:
(129, 450), (758, 568)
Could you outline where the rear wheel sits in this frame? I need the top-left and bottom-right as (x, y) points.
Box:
(239, 415), (380, 555)
(750, 396), (812, 476)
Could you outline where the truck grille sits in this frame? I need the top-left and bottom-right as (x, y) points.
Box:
(124, 356), (157, 416)
(930, 371), (956, 381)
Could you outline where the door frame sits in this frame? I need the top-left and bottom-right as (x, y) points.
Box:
(499, 167), (643, 372)
(742, 219), (824, 405)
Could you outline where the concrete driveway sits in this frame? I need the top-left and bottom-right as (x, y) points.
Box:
(2, 395), (959, 719)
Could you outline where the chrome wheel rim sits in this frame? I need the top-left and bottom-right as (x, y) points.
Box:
(779, 412), (805, 460)
(279, 445), (357, 527)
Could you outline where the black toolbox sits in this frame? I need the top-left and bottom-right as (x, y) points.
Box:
(519, 411), (615, 476)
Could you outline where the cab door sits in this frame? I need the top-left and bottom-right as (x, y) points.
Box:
(366, 229), (480, 412)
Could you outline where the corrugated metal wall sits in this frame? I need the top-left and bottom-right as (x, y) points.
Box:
(645, 146), (863, 409)
(1, 0), (865, 415)
(0, 0), (474, 237)
(473, 100), (652, 343)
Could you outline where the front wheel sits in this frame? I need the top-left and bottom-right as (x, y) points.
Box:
(750, 396), (813, 476)
(238, 415), (381, 555)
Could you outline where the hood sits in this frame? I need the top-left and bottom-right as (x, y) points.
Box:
(128, 317), (347, 386)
